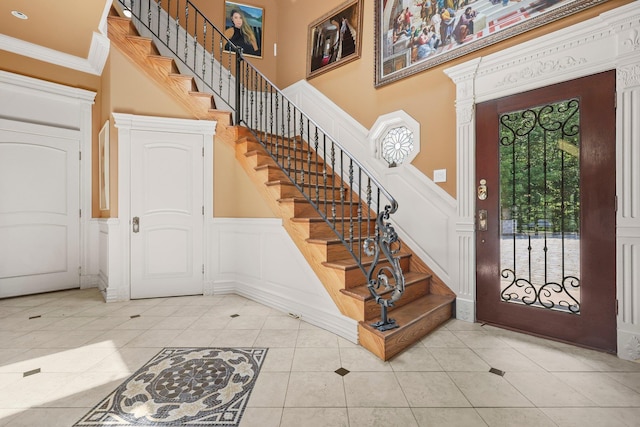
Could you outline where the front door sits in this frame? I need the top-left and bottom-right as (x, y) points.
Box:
(130, 129), (204, 299)
(475, 71), (616, 352)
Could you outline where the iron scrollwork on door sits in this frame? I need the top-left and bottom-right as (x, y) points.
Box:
(499, 99), (581, 314)
(363, 205), (405, 331)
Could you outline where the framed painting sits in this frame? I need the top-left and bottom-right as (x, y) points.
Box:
(375, 0), (610, 87)
(307, 0), (364, 79)
(224, 1), (264, 58)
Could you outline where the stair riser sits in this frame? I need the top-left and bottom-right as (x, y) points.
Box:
(362, 279), (431, 321)
(269, 182), (340, 199)
(190, 93), (214, 110)
(109, 18), (135, 36)
(256, 167), (335, 189)
(334, 256), (412, 288)
(309, 240), (371, 263)
(340, 278), (431, 322)
(298, 219), (377, 239)
(245, 152), (277, 168)
(170, 75), (196, 92)
(147, 56), (175, 74)
(282, 202), (363, 220)
(266, 183), (299, 199)
(287, 172), (334, 186)
(126, 37), (155, 56)
(359, 303), (453, 361)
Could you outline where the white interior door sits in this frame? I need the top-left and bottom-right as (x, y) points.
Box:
(0, 122), (80, 298)
(130, 130), (204, 299)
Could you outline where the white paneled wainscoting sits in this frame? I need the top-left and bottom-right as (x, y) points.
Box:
(97, 216), (358, 343)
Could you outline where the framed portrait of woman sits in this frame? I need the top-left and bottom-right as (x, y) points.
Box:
(223, 1), (264, 58)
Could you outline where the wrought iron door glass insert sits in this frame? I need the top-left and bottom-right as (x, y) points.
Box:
(499, 99), (581, 314)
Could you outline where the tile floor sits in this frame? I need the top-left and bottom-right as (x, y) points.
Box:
(0, 288), (639, 427)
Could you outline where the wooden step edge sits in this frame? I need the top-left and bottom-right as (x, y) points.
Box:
(322, 252), (413, 271)
(265, 179), (295, 187)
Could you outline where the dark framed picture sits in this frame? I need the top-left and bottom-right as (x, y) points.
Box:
(224, 1), (264, 58)
(375, 0), (609, 87)
(307, 0), (364, 79)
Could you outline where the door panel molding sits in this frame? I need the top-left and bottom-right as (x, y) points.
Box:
(445, 2), (640, 360)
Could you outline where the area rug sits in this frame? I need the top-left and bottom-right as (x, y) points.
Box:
(74, 347), (268, 426)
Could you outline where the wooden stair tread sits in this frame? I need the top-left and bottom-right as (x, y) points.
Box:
(340, 271), (431, 301)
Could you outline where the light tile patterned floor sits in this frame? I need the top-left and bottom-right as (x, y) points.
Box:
(0, 288), (639, 427)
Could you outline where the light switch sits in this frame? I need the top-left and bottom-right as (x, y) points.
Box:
(434, 169), (447, 183)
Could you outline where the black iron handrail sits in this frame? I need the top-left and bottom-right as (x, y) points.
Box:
(117, 0), (405, 329)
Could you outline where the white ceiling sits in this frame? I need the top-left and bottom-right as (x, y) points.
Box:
(0, 0), (112, 75)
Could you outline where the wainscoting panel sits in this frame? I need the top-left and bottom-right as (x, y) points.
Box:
(208, 218), (358, 343)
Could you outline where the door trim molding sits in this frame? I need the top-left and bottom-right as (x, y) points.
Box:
(111, 113), (216, 301)
(445, 2), (640, 359)
(0, 71), (96, 291)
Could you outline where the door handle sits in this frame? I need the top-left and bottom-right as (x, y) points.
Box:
(132, 216), (140, 233)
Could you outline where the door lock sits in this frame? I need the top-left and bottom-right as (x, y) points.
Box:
(478, 209), (488, 231)
(132, 216), (140, 233)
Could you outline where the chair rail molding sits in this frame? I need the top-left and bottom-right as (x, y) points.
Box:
(445, 2), (640, 360)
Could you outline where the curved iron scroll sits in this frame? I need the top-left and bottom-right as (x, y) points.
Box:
(363, 206), (405, 331)
(501, 269), (580, 314)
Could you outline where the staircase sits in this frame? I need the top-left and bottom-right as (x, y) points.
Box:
(108, 2), (455, 361)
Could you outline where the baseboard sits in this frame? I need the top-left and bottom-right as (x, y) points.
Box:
(210, 278), (358, 344)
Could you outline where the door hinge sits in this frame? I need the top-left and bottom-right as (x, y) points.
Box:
(79, 151), (82, 161)
(78, 266), (82, 276)
(79, 209), (82, 218)
(202, 147), (205, 157)
(615, 195), (618, 212)
(616, 299), (619, 316)
(202, 264), (205, 274)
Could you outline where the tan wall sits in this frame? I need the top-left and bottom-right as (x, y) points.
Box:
(106, 47), (274, 219)
(0, 50), (103, 213)
(274, 0), (631, 197)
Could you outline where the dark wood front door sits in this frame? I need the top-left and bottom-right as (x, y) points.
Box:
(475, 70), (617, 353)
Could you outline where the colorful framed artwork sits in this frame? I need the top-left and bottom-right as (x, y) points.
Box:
(375, 0), (609, 87)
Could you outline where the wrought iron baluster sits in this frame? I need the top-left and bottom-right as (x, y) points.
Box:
(202, 21), (207, 79)
(330, 141), (336, 224)
(184, 4), (188, 63)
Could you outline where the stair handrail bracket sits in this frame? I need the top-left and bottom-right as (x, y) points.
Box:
(364, 205), (405, 332)
(117, 0), (406, 316)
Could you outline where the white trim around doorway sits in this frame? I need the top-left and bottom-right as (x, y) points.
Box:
(445, 2), (640, 361)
